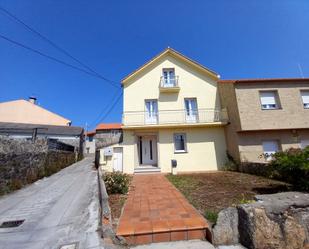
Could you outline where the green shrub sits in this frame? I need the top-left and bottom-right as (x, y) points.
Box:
(270, 147), (309, 191)
(103, 172), (131, 194)
(204, 209), (218, 224)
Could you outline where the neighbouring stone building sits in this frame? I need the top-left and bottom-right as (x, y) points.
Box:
(218, 78), (309, 163)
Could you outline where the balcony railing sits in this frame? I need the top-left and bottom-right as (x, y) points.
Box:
(160, 76), (179, 88)
(122, 108), (228, 126)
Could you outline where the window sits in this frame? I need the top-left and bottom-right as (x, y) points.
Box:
(262, 140), (279, 161)
(88, 136), (93, 142)
(184, 98), (198, 123)
(260, 91), (279, 110)
(301, 90), (309, 109)
(162, 68), (176, 87)
(301, 140), (309, 149)
(174, 133), (187, 153)
(145, 100), (158, 124)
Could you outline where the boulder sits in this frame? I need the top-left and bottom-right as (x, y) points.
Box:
(213, 207), (239, 245)
(238, 192), (309, 249)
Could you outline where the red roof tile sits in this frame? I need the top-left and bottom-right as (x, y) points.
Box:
(96, 123), (122, 130)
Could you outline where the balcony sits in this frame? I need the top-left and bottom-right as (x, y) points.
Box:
(122, 108), (228, 128)
(159, 76), (180, 93)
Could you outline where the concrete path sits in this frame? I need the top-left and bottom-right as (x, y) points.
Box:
(0, 157), (104, 249)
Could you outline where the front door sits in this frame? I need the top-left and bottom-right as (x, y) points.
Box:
(139, 136), (157, 165)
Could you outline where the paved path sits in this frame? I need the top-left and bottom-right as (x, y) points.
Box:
(117, 174), (209, 245)
(0, 157), (104, 249)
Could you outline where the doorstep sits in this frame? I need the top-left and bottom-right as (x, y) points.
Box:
(116, 174), (210, 245)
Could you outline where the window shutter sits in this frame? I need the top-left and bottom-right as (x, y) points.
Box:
(260, 92), (276, 105)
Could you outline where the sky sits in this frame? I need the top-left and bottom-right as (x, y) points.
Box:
(1, 1), (309, 129)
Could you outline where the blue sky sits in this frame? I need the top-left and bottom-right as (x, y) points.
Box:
(1, 1), (309, 129)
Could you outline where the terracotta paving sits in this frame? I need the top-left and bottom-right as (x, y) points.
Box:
(116, 174), (210, 245)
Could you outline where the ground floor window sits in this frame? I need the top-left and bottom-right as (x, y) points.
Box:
(262, 140), (279, 160)
(174, 133), (187, 153)
(301, 139), (309, 149)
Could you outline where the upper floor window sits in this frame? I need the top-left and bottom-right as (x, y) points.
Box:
(145, 99), (158, 124)
(301, 90), (309, 109)
(260, 91), (280, 110)
(184, 98), (198, 123)
(162, 68), (176, 87)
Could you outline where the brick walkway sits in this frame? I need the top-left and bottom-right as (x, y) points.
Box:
(116, 174), (209, 245)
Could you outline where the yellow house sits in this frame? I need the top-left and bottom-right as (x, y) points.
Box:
(102, 48), (228, 173)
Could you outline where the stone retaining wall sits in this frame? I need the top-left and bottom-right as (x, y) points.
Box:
(0, 137), (76, 195)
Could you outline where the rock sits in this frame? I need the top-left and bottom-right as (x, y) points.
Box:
(238, 192), (309, 249)
(213, 207), (239, 245)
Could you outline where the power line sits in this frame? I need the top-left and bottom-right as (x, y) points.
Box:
(89, 91), (123, 129)
(0, 5), (120, 88)
(0, 33), (120, 88)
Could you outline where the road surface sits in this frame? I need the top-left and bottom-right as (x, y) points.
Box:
(0, 157), (103, 249)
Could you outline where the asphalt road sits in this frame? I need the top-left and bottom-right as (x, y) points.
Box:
(0, 156), (104, 249)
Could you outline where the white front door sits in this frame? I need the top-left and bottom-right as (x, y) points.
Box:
(140, 136), (157, 165)
(185, 98), (198, 123)
(113, 147), (123, 172)
(145, 100), (158, 124)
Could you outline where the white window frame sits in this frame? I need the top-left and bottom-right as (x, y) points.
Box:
(300, 90), (309, 109)
(162, 68), (176, 87)
(174, 133), (187, 153)
(259, 91), (279, 110)
(145, 99), (158, 124)
(184, 98), (198, 123)
(262, 140), (280, 161)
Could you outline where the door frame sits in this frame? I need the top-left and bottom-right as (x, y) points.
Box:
(113, 147), (123, 172)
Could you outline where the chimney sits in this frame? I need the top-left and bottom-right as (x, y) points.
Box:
(29, 96), (37, 104)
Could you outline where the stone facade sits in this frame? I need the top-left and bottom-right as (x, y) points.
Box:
(0, 137), (76, 195)
(218, 80), (309, 163)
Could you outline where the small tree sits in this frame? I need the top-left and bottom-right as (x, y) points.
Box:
(270, 147), (309, 191)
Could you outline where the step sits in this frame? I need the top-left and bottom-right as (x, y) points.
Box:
(134, 166), (161, 174)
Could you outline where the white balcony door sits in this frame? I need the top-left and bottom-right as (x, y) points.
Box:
(163, 69), (175, 87)
(185, 98), (198, 123)
(145, 100), (158, 124)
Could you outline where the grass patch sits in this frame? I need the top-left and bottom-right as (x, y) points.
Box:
(204, 210), (219, 224)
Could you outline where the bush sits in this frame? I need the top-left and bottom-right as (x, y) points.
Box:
(103, 172), (131, 194)
(269, 147), (309, 191)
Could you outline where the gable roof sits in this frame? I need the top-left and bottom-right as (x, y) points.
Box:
(96, 123), (122, 130)
(0, 99), (71, 126)
(121, 47), (219, 85)
(218, 78), (309, 84)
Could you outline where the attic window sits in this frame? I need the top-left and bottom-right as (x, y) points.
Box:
(162, 68), (176, 87)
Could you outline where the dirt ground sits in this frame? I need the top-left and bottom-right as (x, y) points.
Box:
(166, 171), (290, 221)
(108, 193), (127, 229)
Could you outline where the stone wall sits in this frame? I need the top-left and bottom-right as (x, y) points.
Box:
(212, 192), (309, 249)
(0, 137), (76, 195)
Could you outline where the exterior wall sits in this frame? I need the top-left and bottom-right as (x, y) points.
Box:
(238, 129), (309, 162)
(122, 127), (227, 173)
(0, 100), (70, 126)
(235, 82), (309, 130)
(99, 143), (123, 172)
(218, 83), (242, 161)
(95, 129), (123, 149)
(123, 54), (220, 114)
(85, 139), (96, 154)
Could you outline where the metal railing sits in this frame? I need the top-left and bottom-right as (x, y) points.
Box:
(159, 76), (179, 88)
(122, 108), (228, 126)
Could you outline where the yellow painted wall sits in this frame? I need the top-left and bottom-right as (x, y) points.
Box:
(121, 127), (227, 173)
(99, 143), (122, 172)
(123, 54), (221, 114)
